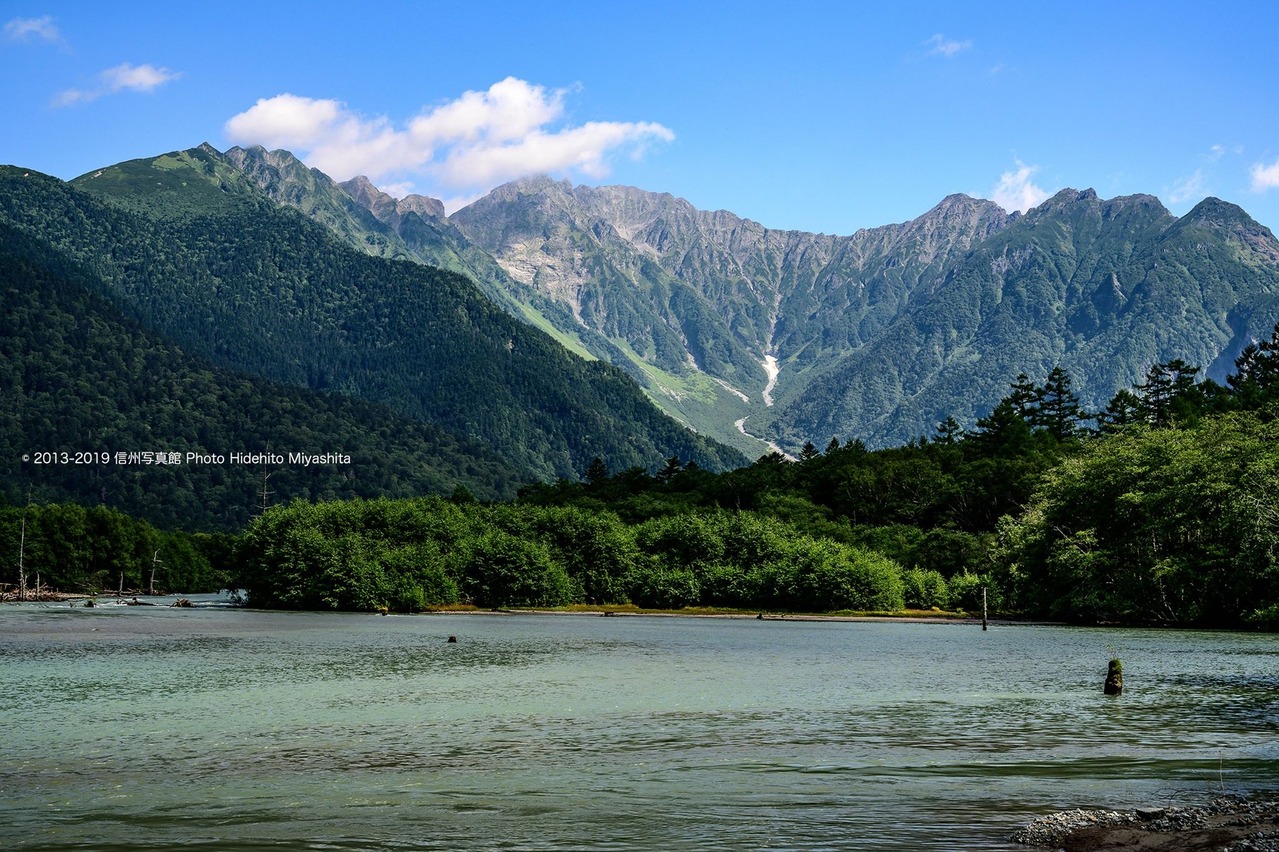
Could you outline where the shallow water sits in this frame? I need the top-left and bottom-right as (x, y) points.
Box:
(1, 601), (1276, 850)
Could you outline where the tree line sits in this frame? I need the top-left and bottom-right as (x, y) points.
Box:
(5, 322), (1277, 626)
(0, 502), (233, 597)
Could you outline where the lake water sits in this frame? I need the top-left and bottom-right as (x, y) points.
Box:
(1, 600), (1276, 850)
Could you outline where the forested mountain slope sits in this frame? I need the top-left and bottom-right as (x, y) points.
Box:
(0, 223), (521, 529)
(0, 154), (744, 490)
(207, 149), (1279, 454)
(210, 147), (731, 449)
(769, 190), (1279, 446)
(448, 179), (1279, 450)
(37, 143), (1279, 456)
(448, 178), (1012, 449)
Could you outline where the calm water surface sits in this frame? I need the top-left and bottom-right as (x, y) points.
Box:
(1, 600), (1276, 850)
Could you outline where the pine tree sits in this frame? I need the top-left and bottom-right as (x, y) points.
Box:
(1227, 323), (1279, 406)
(655, 456), (683, 483)
(971, 398), (1034, 456)
(1007, 373), (1040, 423)
(1136, 359), (1201, 427)
(1034, 366), (1086, 440)
(1097, 389), (1144, 434)
(584, 456), (609, 485)
(934, 416), (964, 444)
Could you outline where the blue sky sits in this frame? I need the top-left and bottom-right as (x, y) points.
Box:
(3, 2), (1279, 234)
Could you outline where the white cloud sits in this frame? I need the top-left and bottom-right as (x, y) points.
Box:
(224, 77), (674, 209)
(435, 120), (675, 187)
(1250, 157), (1279, 192)
(54, 62), (180, 106)
(4, 15), (59, 42)
(409, 76), (564, 145)
(991, 161), (1049, 212)
(102, 63), (178, 92)
(925, 33), (971, 58)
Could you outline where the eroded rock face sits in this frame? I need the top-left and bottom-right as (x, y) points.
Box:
(449, 177), (1013, 404)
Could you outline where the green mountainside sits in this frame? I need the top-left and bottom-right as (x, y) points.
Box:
(447, 179), (1015, 449)
(210, 148), (738, 450)
(770, 190), (1279, 446)
(0, 155), (744, 503)
(16, 142), (1278, 466)
(443, 178), (1279, 450)
(139, 145), (1279, 453)
(0, 222), (520, 529)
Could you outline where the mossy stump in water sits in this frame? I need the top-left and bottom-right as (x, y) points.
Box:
(1104, 658), (1123, 695)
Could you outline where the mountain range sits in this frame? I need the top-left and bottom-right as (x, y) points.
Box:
(189, 145), (1279, 452)
(4, 142), (1279, 529)
(0, 150), (743, 523)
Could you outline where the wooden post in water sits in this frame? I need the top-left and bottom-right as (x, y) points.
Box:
(981, 586), (988, 631)
(1104, 658), (1123, 695)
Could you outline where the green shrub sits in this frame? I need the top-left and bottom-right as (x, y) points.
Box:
(902, 567), (951, 609)
(790, 539), (905, 611)
(628, 566), (701, 609)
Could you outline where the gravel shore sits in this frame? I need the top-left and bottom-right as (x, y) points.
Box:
(1012, 795), (1279, 851)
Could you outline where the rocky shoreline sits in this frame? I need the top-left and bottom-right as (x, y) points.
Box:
(1012, 795), (1279, 851)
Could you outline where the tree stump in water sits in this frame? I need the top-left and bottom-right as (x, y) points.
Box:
(1104, 658), (1123, 695)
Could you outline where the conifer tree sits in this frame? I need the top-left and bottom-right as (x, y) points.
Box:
(1097, 389), (1144, 434)
(934, 416), (964, 444)
(1136, 359), (1201, 427)
(655, 456), (683, 483)
(972, 398), (1034, 456)
(1007, 373), (1040, 423)
(1034, 366), (1086, 440)
(1228, 323), (1279, 405)
(584, 456), (609, 485)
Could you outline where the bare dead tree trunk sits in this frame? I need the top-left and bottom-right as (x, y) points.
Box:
(148, 550), (162, 596)
(17, 515), (27, 602)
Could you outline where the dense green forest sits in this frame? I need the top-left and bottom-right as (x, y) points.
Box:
(8, 327), (1273, 627)
(231, 325), (1278, 627)
(0, 223), (524, 528)
(236, 499), (908, 614)
(0, 502), (233, 596)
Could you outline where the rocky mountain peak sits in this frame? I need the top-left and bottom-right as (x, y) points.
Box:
(1034, 187), (1100, 212)
(225, 145), (307, 176)
(911, 193), (1013, 232)
(1183, 196), (1265, 230)
(1178, 197), (1279, 265)
(398, 193), (446, 220)
(337, 175), (387, 210)
(338, 176), (446, 222)
(221, 146), (336, 205)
